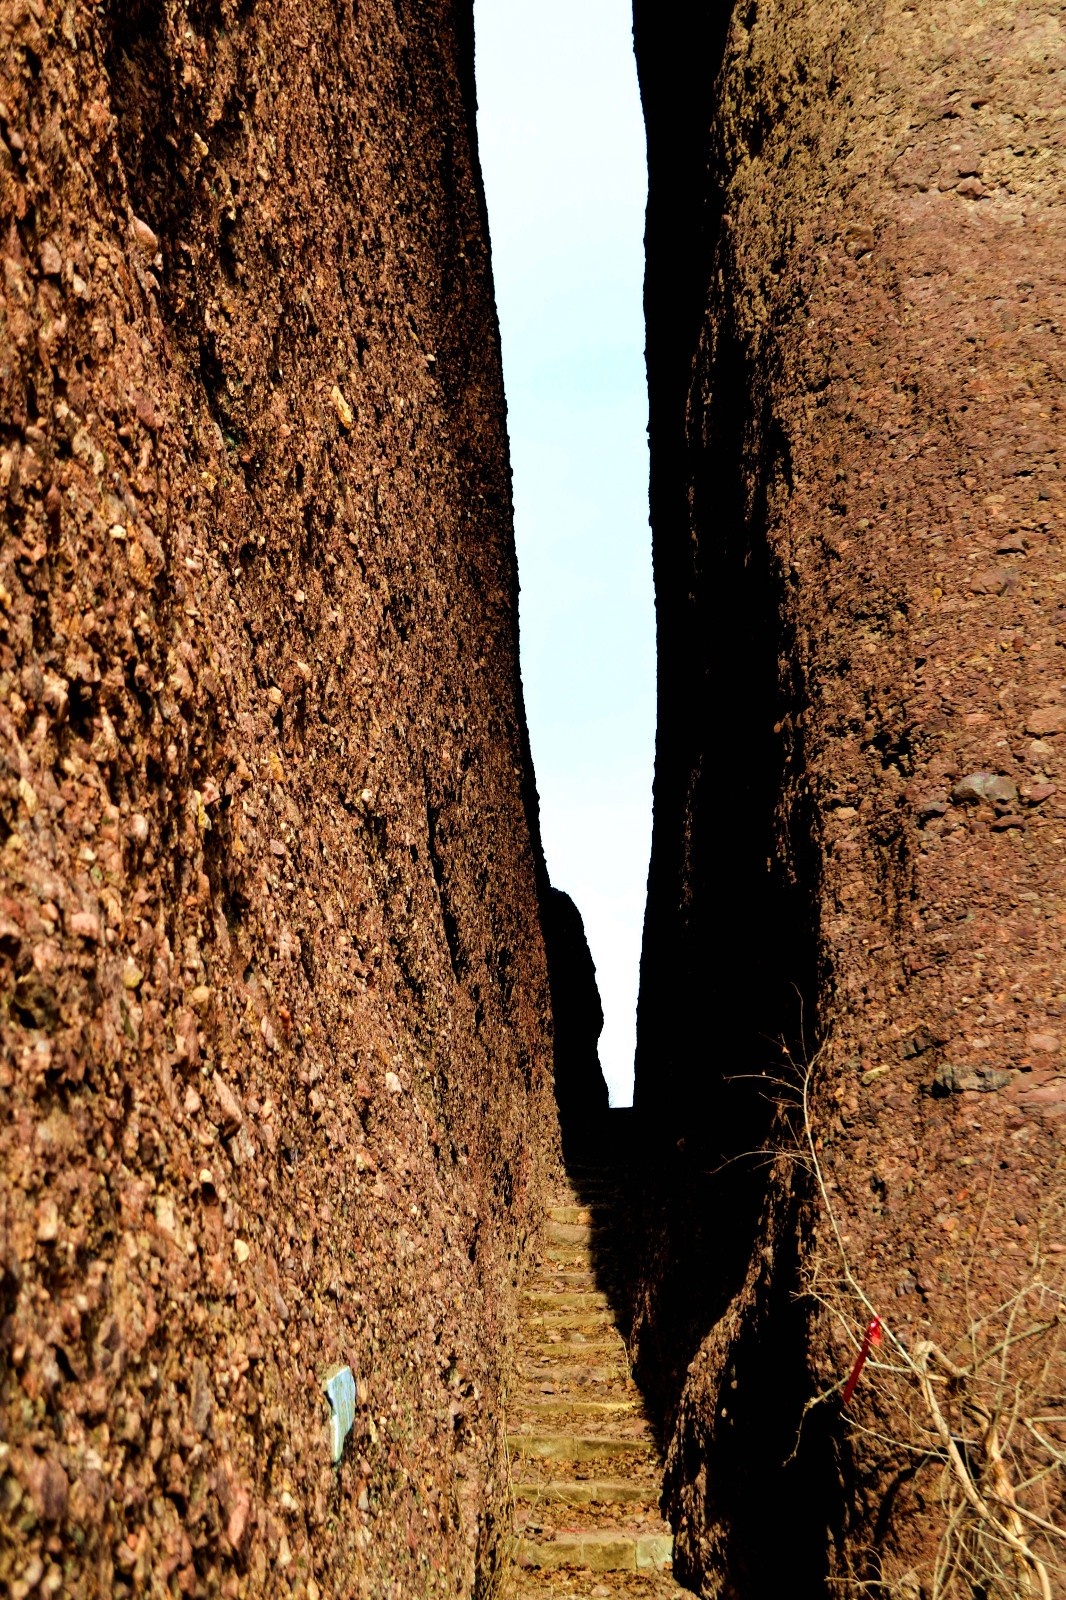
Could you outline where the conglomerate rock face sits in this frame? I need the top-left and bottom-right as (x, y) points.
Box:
(0, 0), (558, 1593)
(633, 0), (1065, 1594)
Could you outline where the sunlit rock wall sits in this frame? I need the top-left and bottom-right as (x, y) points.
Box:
(0, 0), (558, 1592)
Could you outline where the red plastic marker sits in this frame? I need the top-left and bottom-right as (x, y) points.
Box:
(841, 1315), (883, 1407)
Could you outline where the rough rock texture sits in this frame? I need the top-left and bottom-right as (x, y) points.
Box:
(633, 1), (1065, 1595)
(0, 1), (559, 1594)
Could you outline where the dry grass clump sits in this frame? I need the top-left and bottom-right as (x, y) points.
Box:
(795, 1059), (1066, 1600)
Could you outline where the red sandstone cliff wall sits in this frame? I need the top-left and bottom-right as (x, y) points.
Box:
(634, 1), (1065, 1593)
(0, 1), (557, 1593)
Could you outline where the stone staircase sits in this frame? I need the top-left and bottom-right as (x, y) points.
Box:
(503, 1171), (691, 1599)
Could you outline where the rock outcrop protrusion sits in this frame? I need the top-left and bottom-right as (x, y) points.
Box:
(544, 888), (610, 1156)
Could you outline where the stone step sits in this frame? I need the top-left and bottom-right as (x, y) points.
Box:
(507, 1575), (691, 1599)
(524, 1331), (618, 1352)
(547, 1206), (596, 1225)
(527, 1284), (617, 1302)
(524, 1324), (618, 1346)
(550, 1174), (619, 1189)
(528, 1269), (601, 1286)
(521, 1351), (628, 1368)
(523, 1291), (614, 1312)
(536, 1265), (598, 1283)
(518, 1342), (624, 1365)
(533, 1254), (601, 1269)
(525, 1303), (616, 1322)
(509, 1435), (651, 1463)
(521, 1365), (629, 1386)
(519, 1391), (636, 1410)
(520, 1333), (629, 1360)
(515, 1532), (674, 1573)
(516, 1397), (638, 1419)
(557, 1186), (621, 1198)
(513, 1480), (655, 1507)
(505, 1179), (669, 1600)
(523, 1326), (618, 1348)
(555, 1170), (620, 1182)
(550, 1191), (621, 1209)
(527, 1279), (625, 1300)
(530, 1275), (625, 1299)
(545, 1221), (595, 1245)
(538, 1253), (597, 1273)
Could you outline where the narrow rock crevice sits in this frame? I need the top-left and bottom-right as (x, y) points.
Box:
(630, 0), (822, 1463)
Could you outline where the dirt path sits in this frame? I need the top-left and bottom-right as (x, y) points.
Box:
(503, 1173), (690, 1599)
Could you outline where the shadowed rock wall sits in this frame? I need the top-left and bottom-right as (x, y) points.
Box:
(634, 0), (1065, 1593)
(542, 886), (608, 1156)
(0, 0), (558, 1593)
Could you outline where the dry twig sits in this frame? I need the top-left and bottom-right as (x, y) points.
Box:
(796, 1056), (1066, 1599)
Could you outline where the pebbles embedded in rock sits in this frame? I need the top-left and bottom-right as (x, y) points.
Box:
(28, 1457), (69, 1522)
(212, 1072), (244, 1137)
(68, 910), (101, 941)
(969, 565), (1016, 594)
(127, 812), (149, 847)
(991, 812), (1025, 831)
(156, 1197), (186, 1250)
(130, 215), (159, 256)
(329, 385), (354, 429)
(36, 1198), (59, 1241)
(1026, 705), (1066, 737)
(901, 1024), (944, 1059)
(956, 175), (986, 199)
(932, 1062), (1012, 1095)
(950, 772), (1017, 808)
(843, 222), (875, 258)
(39, 240), (63, 277)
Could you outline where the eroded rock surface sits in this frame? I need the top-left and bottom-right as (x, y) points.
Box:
(633, 0), (1065, 1593)
(0, 0), (557, 1593)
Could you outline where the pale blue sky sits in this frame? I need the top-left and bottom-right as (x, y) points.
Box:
(473, 0), (653, 1105)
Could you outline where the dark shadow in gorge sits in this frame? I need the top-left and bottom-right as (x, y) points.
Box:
(542, 886), (610, 1159)
(621, 236), (832, 1600)
(571, 1), (842, 1593)
(532, 4), (840, 1589)
(629, 300), (823, 1428)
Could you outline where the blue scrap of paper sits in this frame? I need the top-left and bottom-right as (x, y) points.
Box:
(323, 1364), (357, 1464)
